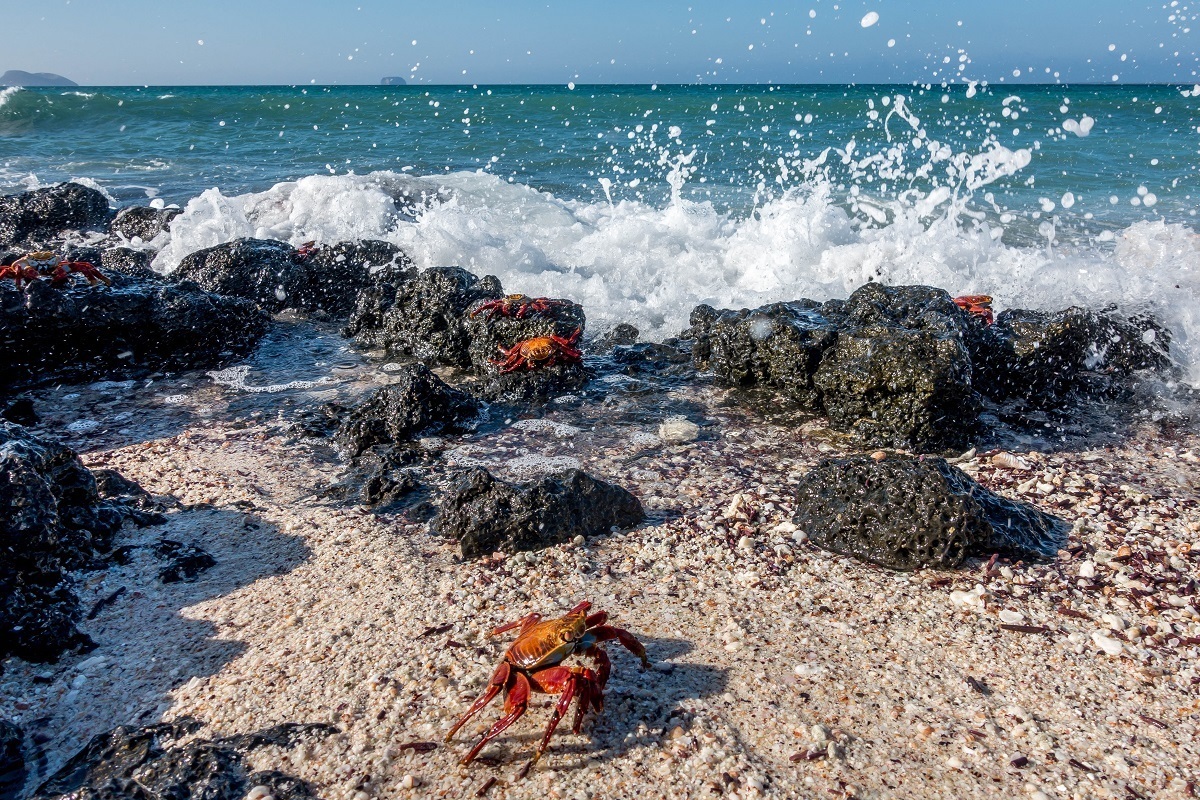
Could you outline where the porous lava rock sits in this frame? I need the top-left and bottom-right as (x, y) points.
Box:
(690, 284), (977, 450)
(153, 540), (217, 584)
(474, 362), (591, 404)
(290, 240), (414, 317)
(433, 467), (644, 558)
(336, 364), (480, 456)
(792, 454), (1067, 571)
(689, 300), (840, 408)
(0, 183), (112, 248)
(109, 206), (181, 242)
(0, 422), (162, 662)
(32, 720), (336, 800)
(974, 307), (1173, 403)
(463, 294), (586, 374)
(0, 720), (24, 800)
(98, 247), (159, 281)
(0, 277), (268, 391)
(344, 265), (502, 367)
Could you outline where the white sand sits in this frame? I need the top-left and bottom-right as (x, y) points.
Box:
(3, 377), (1199, 800)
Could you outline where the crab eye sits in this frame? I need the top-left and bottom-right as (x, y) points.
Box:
(560, 630), (574, 643)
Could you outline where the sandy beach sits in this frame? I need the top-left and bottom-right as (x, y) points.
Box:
(3, 334), (1198, 800)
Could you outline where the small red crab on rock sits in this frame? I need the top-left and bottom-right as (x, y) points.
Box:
(445, 601), (650, 769)
(0, 262), (41, 289)
(5, 251), (112, 288)
(492, 328), (583, 373)
(953, 294), (994, 325)
(471, 294), (570, 320)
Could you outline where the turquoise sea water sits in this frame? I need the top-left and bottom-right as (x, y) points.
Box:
(2, 83), (1199, 381)
(2, 83), (1197, 223)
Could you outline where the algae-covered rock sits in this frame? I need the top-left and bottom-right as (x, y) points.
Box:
(792, 454), (1067, 570)
(433, 468), (644, 558)
(336, 364), (480, 456)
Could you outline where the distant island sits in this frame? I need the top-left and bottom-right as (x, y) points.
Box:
(380, 76), (407, 86)
(1, 70), (78, 87)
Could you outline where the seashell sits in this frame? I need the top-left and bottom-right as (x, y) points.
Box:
(990, 452), (1031, 470)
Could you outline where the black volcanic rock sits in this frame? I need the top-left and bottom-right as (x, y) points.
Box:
(336, 364), (480, 456)
(0, 183), (112, 248)
(0, 70), (76, 87)
(0, 719), (24, 800)
(792, 454), (1068, 571)
(433, 467), (644, 558)
(0, 422), (162, 662)
(33, 721), (335, 800)
(344, 266), (502, 367)
(0, 277), (268, 391)
(174, 237), (411, 317)
(110, 206), (181, 242)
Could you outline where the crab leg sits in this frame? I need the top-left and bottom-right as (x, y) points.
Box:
(587, 625), (650, 668)
(490, 612), (543, 637)
(445, 661), (511, 743)
(527, 666), (596, 763)
(582, 644), (612, 692)
(460, 671), (532, 765)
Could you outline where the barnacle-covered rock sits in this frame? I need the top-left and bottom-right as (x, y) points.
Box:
(792, 454), (1067, 571)
(336, 363), (480, 456)
(433, 468), (644, 558)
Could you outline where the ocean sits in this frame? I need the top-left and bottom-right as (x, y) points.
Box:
(2, 83), (1198, 382)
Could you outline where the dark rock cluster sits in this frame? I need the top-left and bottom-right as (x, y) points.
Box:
(0, 422), (163, 662)
(792, 453), (1068, 571)
(109, 206), (182, 242)
(690, 283), (1172, 451)
(0, 183), (112, 249)
(172, 237), (413, 317)
(31, 720), (336, 800)
(336, 364), (480, 456)
(433, 467), (644, 558)
(0, 276), (268, 392)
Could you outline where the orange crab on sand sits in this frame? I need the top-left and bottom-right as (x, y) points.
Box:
(471, 294), (571, 320)
(952, 294), (994, 325)
(492, 328), (583, 373)
(445, 601), (650, 770)
(5, 251), (111, 288)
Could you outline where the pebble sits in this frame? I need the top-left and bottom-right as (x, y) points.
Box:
(1078, 561), (1096, 578)
(400, 775), (416, 789)
(737, 535), (754, 551)
(810, 724), (830, 743)
(658, 416), (701, 444)
(653, 661), (675, 673)
(243, 788), (273, 800)
(1091, 631), (1125, 656)
(999, 609), (1025, 625)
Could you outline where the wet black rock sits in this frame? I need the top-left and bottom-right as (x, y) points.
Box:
(975, 307), (1173, 403)
(1, 397), (38, 426)
(474, 362), (591, 404)
(433, 467), (644, 558)
(154, 540), (217, 583)
(0, 183), (112, 248)
(464, 295), (586, 372)
(174, 238), (411, 316)
(360, 461), (422, 509)
(689, 300), (839, 408)
(0, 423), (161, 662)
(0, 277), (268, 391)
(33, 720), (336, 800)
(98, 248), (159, 281)
(792, 454), (1067, 571)
(0, 720), (24, 800)
(607, 340), (695, 378)
(690, 285), (977, 450)
(344, 265), (502, 367)
(337, 364), (481, 456)
(109, 206), (181, 242)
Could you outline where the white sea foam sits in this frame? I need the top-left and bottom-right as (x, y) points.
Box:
(154, 161), (1200, 386)
(0, 86), (21, 109)
(207, 365), (335, 393)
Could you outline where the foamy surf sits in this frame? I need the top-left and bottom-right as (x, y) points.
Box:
(153, 168), (1200, 387)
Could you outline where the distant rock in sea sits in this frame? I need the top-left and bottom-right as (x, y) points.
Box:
(0, 70), (78, 87)
(380, 76), (407, 85)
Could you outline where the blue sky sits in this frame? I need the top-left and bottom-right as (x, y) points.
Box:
(7, 0), (1198, 85)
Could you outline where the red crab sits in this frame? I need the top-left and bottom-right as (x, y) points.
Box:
(953, 294), (994, 325)
(471, 294), (570, 320)
(0, 262), (41, 289)
(7, 251), (111, 288)
(492, 328), (583, 373)
(444, 601), (650, 769)
(295, 241), (318, 261)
